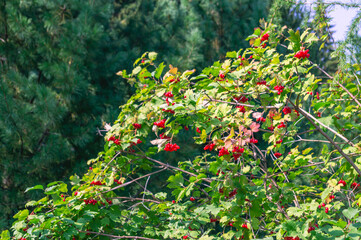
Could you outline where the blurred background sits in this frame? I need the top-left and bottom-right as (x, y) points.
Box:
(0, 0), (358, 230)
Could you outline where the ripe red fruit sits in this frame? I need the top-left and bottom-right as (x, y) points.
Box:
(316, 92), (320, 100)
(234, 96), (249, 103)
(229, 222), (234, 227)
(219, 73), (225, 79)
(74, 191), (78, 196)
(351, 182), (360, 189)
(277, 122), (286, 129)
(196, 127), (201, 133)
(325, 207), (329, 213)
(164, 143), (180, 152)
(241, 223), (248, 229)
(132, 123), (142, 129)
(218, 147), (230, 157)
(236, 105), (246, 113)
(294, 49), (310, 59)
(274, 85), (284, 95)
(164, 92), (174, 98)
(184, 126), (189, 130)
(172, 200), (175, 204)
(183, 236), (188, 239)
(308, 226), (315, 233)
(250, 138), (258, 144)
(317, 112), (321, 118)
(282, 106), (292, 115)
(329, 195), (335, 200)
(204, 143), (216, 151)
(261, 33), (269, 42)
(154, 119), (166, 128)
(257, 117), (266, 122)
(210, 218), (217, 223)
(190, 197), (195, 201)
(338, 179), (346, 186)
(274, 152), (282, 158)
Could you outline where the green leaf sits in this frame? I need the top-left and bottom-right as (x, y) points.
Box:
(343, 208), (359, 220)
(167, 173), (184, 188)
(155, 62), (165, 79)
(25, 185), (43, 193)
(148, 52), (158, 60)
(13, 209), (29, 220)
(0, 230), (10, 240)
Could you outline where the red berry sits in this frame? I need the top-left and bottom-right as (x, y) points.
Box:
(164, 143), (180, 152)
(274, 152), (282, 158)
(218, 147), (230, 157)
(132, 123), (142, 129)
(183, 236), (188, 239)
(242, 223), (248, 229)
(261, 33), (269, 42)
(282, 106), (292, 115)
(172, 200), (175, 204)
(338, 179), (346, 187)
(219, 73), (225, 79)
(190, 197), (195, 201)
(325, 207), (329, 213)
(164, 92), (174, 98)
(196, 127), (201, 134)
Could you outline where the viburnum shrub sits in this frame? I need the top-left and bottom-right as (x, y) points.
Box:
(5, 22), (361, 240)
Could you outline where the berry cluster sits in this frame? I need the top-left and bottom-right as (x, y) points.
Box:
(261, 33), (269, 42)
(351, 182), (360, 189)
(101, 199), (113, 205)
(294, 49), (310, 59)
(216, 170), (225, 176)
(84, 199), (98, 205)
(274, 152), (282, 158)
(338, 179), (346, 186)
(204, 142), (216, 151)
(210, 218), (218, 223)
(250, 138), (258, 144)
(233, 96), (249, 103)
(274, 85), (285, 95)
(164, 143), (180, 152)
(164, 92), (174, 98)
(169, 78), (180, 83)
(154, 119), (166, 128)
(277, 122), (286, 129)
(218, 147), (230, 157)
(161, 109), (175, 114)
(90, 181), (103, 186)
(284, 237), (300, 240)
(257, 117), (266, 122)
(196, 127), (201, 134)
(159, 133), (171, 139)
(219, 73), (225, 79)
(114, 178), (122, 184)
(132, 123), (142, 129)
(107, 136), (121, 145)
(308, 223), (318, 233)
(256, 80), (267, 85)
(282, 106), (292, 115)
(241, 223), (248, 229)
(232, 146), (244, 160)
(236, 105), (246, 113)
(228, 189), (237, 198)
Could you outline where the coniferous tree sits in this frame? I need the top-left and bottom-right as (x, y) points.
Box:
(0, 0), (129, 229)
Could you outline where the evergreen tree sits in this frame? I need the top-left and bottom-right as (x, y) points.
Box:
(0, 0), (129, 229)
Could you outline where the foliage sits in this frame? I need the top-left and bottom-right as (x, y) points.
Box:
(5, 19), (361, 240)
(0, 0), (301, 230)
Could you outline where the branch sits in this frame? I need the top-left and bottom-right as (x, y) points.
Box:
(103, 168), (167, 193)
(309, 60), (361, 109)
(288, 100), (361, 176)
(79, 231), (158, 240)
